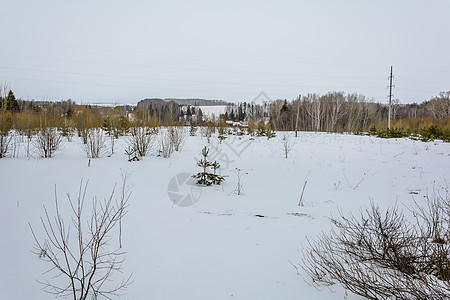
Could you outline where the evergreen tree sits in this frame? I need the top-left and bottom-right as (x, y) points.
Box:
(193, 146), (225, 186)
(196, 108), (203, 125)
(230, 109), (235, 121)
(118, 116), (130, 135)
(1, 90), (20, 112)
(66, 107), (73, 118)
(189, 124), (197, 136)
(59, 118), (74, 142)
(102, 116), (113, 135)
(281, 99), (289, 112)
(238, 105), (243, 121)
(210, 161), (224, 184)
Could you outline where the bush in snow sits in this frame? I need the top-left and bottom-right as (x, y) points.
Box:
(168, 126), (186, 152)
(128, 126), (157, 157)
(0, 110), (12, 158)
(159, 129), (174, 158)
(33, 127), (62, 158)
(82, 128), (106, 158)
(302, 192), (450, 299)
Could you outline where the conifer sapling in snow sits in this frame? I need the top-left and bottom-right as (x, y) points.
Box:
(193, 146), (225, 186)
(190, 124), (198, 136)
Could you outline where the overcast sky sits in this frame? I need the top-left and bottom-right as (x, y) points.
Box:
(1, 0), (449, 104)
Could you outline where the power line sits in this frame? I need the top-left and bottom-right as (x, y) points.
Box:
(0, 39), (392, 69)
(0, 65), (386, 91)
(0, 51), (389, 82)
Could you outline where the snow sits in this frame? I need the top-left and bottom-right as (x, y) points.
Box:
(198, 105), (227, 119)
(0, 131), (448, 299)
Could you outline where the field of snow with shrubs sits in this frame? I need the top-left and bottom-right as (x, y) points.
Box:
(0, 129), (448, 299)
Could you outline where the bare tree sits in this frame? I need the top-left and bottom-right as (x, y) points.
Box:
(168, 126), (187, 152)
(426, 91), (450, 119)
(166, 100), (179, 123)
(391, 98), (402, 120)
(128, 126), (156, 157)
(82, 128), (106, 158)
(29, 180), (132, 299)
(302, 94), (322, 132)
(280, 133), (295, 158)
(328, 92), (346, 132)
(294, 98), (301, 137)
(269, 99), (285, 131)
(159, 129), (174, 158)
(200, 126), (213, 143)
(33, 127), (62, 158)
(312, 95), (323, 132)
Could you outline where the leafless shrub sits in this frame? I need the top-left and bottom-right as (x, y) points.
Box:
(280, 133), (295, 158)
(413, 188), (450, 244)
(168, 126), (186, 151)
(0, 134), (12, 158)
(29, 180), (132, 299)
(230, 168), (247, 195)
(159, 129), (173, 158)
(128, 126), (156, 157)
(0, 110), (12, 158)
(200, 126), (213, 143)
(33, 127), (62, 158)
(412, 189), (450, 282)
(8, 130), (20, 158)
(82, 128), (106, 158)
(302, 194), (450, 299)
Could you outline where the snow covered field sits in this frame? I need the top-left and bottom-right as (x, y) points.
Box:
(198, 105), (227, 119)
(0, 131), (448, 299)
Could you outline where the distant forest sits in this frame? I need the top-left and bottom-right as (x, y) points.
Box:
(1, 86), (449, 138)
(223, 91), (449, 132)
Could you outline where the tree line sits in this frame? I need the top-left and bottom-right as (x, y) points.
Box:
(223, 91), (449, 133)
(1, 86), (449, 152)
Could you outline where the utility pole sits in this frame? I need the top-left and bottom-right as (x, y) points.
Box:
(388, 66), (393, 129)
(295, 94), (300, 137)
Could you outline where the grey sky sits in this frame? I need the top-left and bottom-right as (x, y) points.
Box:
(1, 0), (449, 104)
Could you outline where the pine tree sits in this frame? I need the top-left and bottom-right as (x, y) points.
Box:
(6, 90), (20, 112)
(102, 116), (113, 135)
(210, 161), (225, 185)
(193, 146), (225, 186)
(189, 124), (197, 136)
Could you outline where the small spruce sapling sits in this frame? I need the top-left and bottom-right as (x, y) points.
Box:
(218, 135), (227, 143)
(193, 146), (225, 186)
(210, 161), (225, 185)
(194, 146), (213, 185)
(189, 124), (198, 136)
